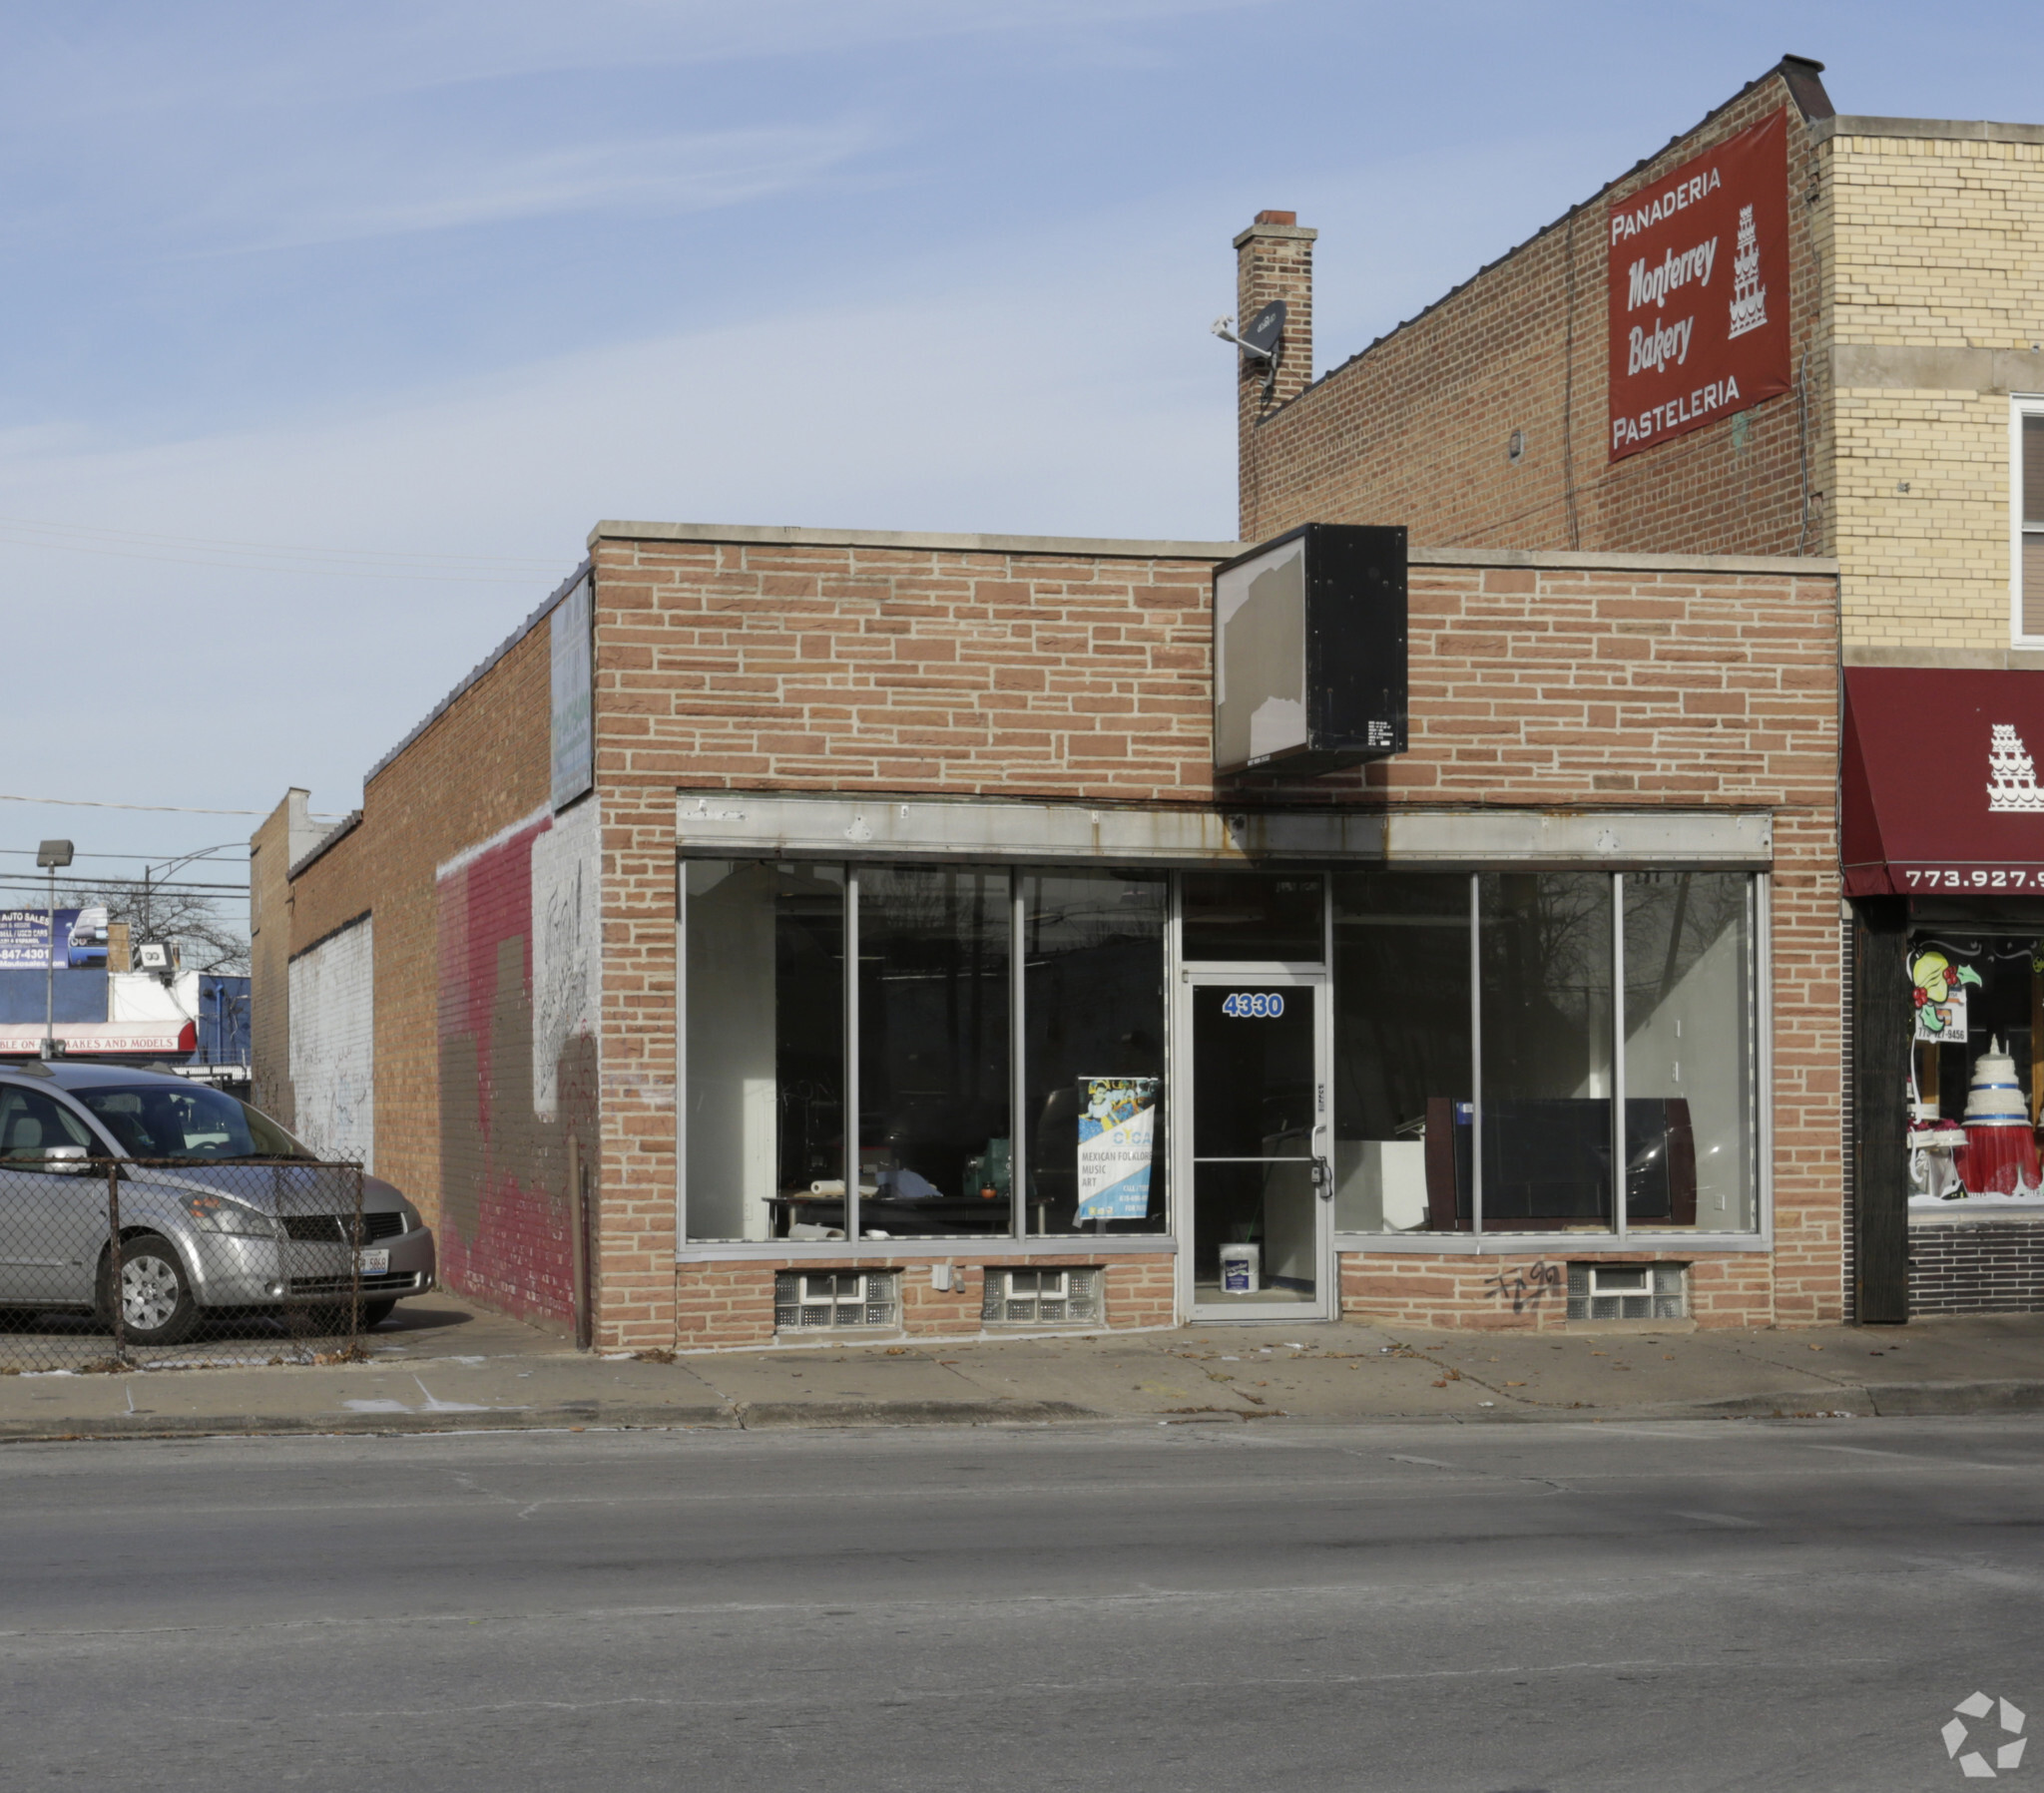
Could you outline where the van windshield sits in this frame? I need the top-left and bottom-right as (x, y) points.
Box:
(73, 1085), (314, 1161)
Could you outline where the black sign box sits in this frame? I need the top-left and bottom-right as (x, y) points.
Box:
(1212, 522), (1407, 776)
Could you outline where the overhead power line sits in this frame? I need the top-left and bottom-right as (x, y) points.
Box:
(0, 874), (250, 897)
(0, 792), (266, 815)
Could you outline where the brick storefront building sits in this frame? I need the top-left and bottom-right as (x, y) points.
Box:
(1228, 54), (2044, 1318)
(256, 525), (1838, 1348)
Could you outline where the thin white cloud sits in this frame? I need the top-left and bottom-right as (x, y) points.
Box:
(0, 0), (1273, 125)
(0, 214), (1235, 839)
(212, 121), (882, 250)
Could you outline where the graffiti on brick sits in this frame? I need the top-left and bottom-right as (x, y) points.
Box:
(1485, 1260), (1563, 1312)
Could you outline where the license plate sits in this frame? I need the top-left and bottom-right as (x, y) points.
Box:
(356, 1249), (389, 1275)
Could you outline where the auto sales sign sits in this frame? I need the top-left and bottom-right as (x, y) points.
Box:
(1607, 110), (1790, 461)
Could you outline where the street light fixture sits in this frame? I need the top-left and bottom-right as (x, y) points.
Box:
(35, 839), (73, 1061)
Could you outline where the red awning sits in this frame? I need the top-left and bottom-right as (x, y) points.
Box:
(1843, 668), (2044, 896)
(0, 1022), (197, 1058)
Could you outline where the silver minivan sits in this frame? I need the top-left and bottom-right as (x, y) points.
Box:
(0, 1062), (435, 1345)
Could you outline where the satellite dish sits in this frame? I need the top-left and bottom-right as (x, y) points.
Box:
(1239, 300), (1285, 360)
(1210, 300), (1287, 398)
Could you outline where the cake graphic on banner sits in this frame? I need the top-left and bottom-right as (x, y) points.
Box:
(1727, 204), (1768, 340)
(1987, 723), (2044, 812)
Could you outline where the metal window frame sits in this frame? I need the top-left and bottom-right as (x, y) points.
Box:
(676, 854), (1771, 1262)
(2012, 395), (2044, 647)
(680, 856), (1175, 1255)
(1332, 867), (1773, 1256)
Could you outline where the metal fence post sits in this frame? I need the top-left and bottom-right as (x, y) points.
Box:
(105, 1161), (126, 1363)
(348, 1162), (363, 1354)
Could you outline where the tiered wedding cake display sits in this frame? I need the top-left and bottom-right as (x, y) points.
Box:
(1962, 1037), (2030, 1123)
(1952, 1035), (2043, 1199)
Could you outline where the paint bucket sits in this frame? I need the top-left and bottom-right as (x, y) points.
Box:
(1218, 1242), (1261, 1295)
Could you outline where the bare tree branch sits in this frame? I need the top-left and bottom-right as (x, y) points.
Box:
(73, 880), (251, 977)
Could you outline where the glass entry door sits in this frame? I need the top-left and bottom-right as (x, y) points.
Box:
(1183, 974), (1332, 1317)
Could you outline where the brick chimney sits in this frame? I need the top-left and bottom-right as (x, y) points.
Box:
(1234, 210), (1316, 540)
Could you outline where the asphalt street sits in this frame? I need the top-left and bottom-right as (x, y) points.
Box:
(4, 1417), (2041, 1791)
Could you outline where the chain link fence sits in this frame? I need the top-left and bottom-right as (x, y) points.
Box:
(0, 1158), (373, 1371)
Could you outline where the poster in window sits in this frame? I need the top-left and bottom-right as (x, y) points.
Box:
(1607, 109), (1791, 461)
(1075, 1077), (1159, 1222)
(1911, 948), (1979, 1044)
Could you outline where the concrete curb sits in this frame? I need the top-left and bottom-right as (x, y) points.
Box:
(0, 1397), (1105, 1444)
(0, 1405), (742, 1443)
(734, 1398), (1099, 1428)
(5, 1381), (2044, 1444)
(1680, 1379), (2044, 1419)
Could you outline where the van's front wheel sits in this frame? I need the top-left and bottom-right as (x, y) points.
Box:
(102, 1236), (198, 1347)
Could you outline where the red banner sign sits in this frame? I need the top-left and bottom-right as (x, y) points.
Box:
(1607, 110), (1790, 461)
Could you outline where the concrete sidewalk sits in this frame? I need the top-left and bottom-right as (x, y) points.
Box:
(5, 1297), (2044, 1439)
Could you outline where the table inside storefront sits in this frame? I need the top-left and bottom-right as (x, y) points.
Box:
(767, 1192), (1047, 1237)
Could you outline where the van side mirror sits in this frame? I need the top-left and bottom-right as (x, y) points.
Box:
(41, 1144), (91, 1175)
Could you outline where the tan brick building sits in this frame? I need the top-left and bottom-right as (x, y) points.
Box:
(1229, 54), (2044, 1317)
(256, 524), (1840, 1347)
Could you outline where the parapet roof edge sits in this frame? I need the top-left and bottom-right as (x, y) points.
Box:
(360, 559), (590, 792)
(288, 810), (362, 881)
(1260, 55), (1831, 423)
(595, 520), (1832, 576)
(590, 520), (1242, 560)
(1409, 546), (1837, 575)
(1816, 114), (2044, 147)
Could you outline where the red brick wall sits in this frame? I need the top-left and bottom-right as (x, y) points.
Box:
(1339, 1251), (1778, 1332)
(1907, 1221), (2044, 1315)
(675, 1253), (1176, 1350)
(435, 811), (592, 1326)
(590, 530), (1840, 1342)
(1240, 70), (1830, 561)
(256, 605), (599, 1329)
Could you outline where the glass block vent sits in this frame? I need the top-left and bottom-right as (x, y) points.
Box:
(1567, 1262), (1686, 1322)
(981, 1266), (1101, 1326)
(774, 1270), (899, 1330)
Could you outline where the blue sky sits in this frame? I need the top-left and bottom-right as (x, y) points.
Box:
(4, 0), (2042, 899)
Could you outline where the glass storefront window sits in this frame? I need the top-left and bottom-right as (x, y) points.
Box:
(681, 859), (1765, 1250)
(1183, 871), (1324, 962)
(856, 866), (1012, 1238)
(1022, 871), (1168, 1234)
(1623, 873), (1758, 1231)
(1479, 873), (1615, 1231)
(1331, 871), (1472, 1231)
(1909, 929), (2044, 1200)
(684, 861), (844, 1243)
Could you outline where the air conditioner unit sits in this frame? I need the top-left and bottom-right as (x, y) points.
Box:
(773, 1269), (899, 1330)
(1567, 1262), (1686, 1322)
(981, 1266), (1101, 1326)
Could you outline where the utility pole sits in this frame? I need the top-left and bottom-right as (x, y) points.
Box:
(35, 840), (73, 1060)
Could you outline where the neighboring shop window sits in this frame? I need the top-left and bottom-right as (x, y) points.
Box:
(1908, 931), (2043, 1201)
(683, 862), (844, 1243)
(1021, 871), (1167, 1235)
(857, 867), (1012, 1239)
(2017, 404), (2044, 642)
(683, 861), (1169, 1244)
(1331, 871), (1471, 1231)
(1623, 873), (1758, 1232)
(1329, 871), (1763, 1236)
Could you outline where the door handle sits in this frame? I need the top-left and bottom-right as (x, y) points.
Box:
(1313, 1155), (1333, 1201)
